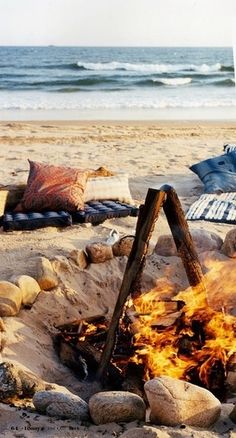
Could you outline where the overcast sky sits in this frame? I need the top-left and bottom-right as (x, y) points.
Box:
(0, 0), (236, 46)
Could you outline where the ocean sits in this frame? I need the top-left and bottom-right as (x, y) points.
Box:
(0, 46), (235, 120)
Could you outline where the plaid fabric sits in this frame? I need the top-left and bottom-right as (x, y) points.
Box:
(186, 192), (236, 224)
(3, 211), (72, 231)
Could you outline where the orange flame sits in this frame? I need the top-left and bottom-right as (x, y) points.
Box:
(130, 269), (236, 391)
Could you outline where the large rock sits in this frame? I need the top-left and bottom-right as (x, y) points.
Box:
(86, 242), (113, 264)
(0, 281), (23, 316)
(112, 236), (134, 257)
(155, 229), (222, 257)
(69, 249), (88, 269)
(12, 275), (41, 306)
(144, 376), (221, 427)
(221, 229), (236, 258)
(36, 257), (58, 290)
(89, 391), (146, 425)
(33, 390), (89, 420)
(0, 362), (49, 402)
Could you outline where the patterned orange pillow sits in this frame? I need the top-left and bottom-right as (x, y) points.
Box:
(18, 161), (88, 212)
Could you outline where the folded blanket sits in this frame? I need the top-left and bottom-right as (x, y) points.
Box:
(186, 192), (236, 224)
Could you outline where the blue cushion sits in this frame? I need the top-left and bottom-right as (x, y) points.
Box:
(3, 211), (72, 231)
(190, 152), (236, 194)
(72, 200), (139, 225)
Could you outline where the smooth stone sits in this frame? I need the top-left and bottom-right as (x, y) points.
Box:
(144, 376), (221, 428)
(112, 236), (134, 257)
(33, 389), (89, 420)
(89, 391), (146, 425)
(221, 229), (236, 258)
(36, 257), (58, 290)
(12, 275), (41, 306)
(69, 249), (89, 269)
(0, 281), (23, 316)
(86, 242), (113, 264)
(155, 229), (222, 257)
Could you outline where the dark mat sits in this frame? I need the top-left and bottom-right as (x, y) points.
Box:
(186, 192), (236, 224)
(3, 211), (72, 231)
(72, 200), (139, 225)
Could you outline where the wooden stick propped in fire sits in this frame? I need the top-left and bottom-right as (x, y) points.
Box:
(96, 188), (166, 382)
(161, 184), (207, 294)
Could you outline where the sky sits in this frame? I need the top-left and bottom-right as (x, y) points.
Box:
(0, 0), (236, 46)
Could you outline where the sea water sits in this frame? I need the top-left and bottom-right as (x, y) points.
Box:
(0, 46), (235, 120)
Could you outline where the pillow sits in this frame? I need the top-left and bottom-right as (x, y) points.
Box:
(84, 174), (133, 204)
(17, 161), (88, 212)
(190, 152), (236, 194)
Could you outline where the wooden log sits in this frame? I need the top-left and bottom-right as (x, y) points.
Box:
(161, 185), (207, 296)
(54, 334), (122, 385)
(96, 188), (166, 383)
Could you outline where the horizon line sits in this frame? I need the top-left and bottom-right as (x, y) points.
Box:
(0, 44), (232, 48)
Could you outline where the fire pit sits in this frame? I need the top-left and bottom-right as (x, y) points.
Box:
(54, 186), (236, 401)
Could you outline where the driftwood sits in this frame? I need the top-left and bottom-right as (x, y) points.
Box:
(96, 188), (166, 382)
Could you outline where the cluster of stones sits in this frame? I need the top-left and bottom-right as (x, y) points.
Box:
(0, 257), (58, 318)
(1, 362), (234, 430)
(0, 235), (134, 318)
(0, 227), (236, 318)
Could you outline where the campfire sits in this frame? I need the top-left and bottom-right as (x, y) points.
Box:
(54, 186), (236, 401)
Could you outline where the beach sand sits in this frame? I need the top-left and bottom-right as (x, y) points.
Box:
(0, 120), (236, 437)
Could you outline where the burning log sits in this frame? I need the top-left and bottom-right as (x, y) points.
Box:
(54, 334), (123, 388)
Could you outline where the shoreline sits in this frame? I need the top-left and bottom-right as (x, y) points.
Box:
(2, 106), (236, 122)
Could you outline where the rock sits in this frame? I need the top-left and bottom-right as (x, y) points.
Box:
(144, 376), (221, 427)
(155, 229), (222, 257)
(0, 281), (22, 316)
(112, 236), (134, 257)
(89, 391), (146, 425)
(12, 275), (41, 306)
(229, 405), (236, 423)
(69, 249), (88, 269)
(33, 390), (89, 420)
(36, 257), (58, 290)
(222, 229), (236, 258)
(0, 362), (49, 402)
(86, 242), (113, 264)
(120, 427), (171, 438)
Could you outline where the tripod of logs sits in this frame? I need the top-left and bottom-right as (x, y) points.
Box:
(96, 185), (207, 383)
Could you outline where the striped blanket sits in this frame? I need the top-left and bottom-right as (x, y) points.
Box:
(186, 144), (236, 224)
(186, 192), (236, 224)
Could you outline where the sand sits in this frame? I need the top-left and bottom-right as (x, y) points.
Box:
(0, 120), (236, 437)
